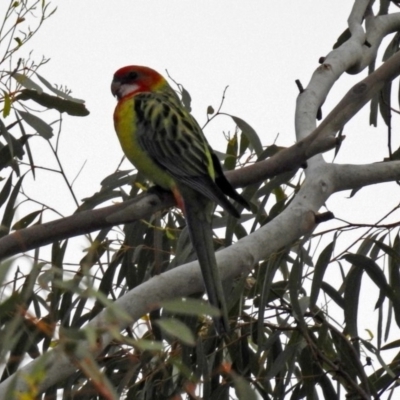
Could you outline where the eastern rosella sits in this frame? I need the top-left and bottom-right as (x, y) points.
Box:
(111, 66), (249, 334)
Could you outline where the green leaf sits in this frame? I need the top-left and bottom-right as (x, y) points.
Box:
(3, 92), (11, 118)
(379, 81), (391, 127)
(333, 28), (351, 49)
(10, 72), (43, 93)
(0, 174), (25, 237)
(79, 190), (122, 211)
(239, 131), (250, 156)
(180, 85), (192, 112)
(161, 298), (221, 317)
(0, 118), (17, 159)
(381, 339), (400, 351)
(0, 134), (29, 171)
(35, 73), (85, 103)
(310, 241), (335, 309)
(0, 292), (21, 321)
(223, 133), (238, 171)
(371, 237), (400, 266)
(155, 318), (195, 346)
(100, 169), (134, 189)
(321, 282), (344, 309)
(12, 210), (42, 230)
(0, 173), (13, 209)
(14, 37), (22, 47)
(133, 339), (163, 351)
(265, 343), (299, 380)
(343, 254), (394, 303)
(343, 259), (363, 338)
(17, 110), (53, 139)
(16, 89), (89, 116)
(231, 115), (263, 156)
(232, 373), (258, 400)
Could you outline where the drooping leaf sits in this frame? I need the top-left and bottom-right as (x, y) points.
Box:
(310, 241), (335, 309)
(15, 115), (35, 178)
(2, 92), (11, 118)
(232, 373), (258, 400)
(100, 169), (136, 189)
(333, 28), (351, 49)
(10, 72), (43, 93)
(343, 258), (363, 339)
(180, 85), (192, 112)
(0, 133), (30, 171)
(11, 210), (42, 230)
(161, 298), (221, 317)
(231, 115), (263, 156)
(16, 89), (89, 116)
(133, 340), (163, 351)
(239, 131), (250, 157)
(381, 339), (400, 351)
(264, 342), (299, 380)
(321, 282), (344, 309)
(379, 81), (391, 127)
(0, 118), (17, 159)
(0, 173), (13, 209)
(78, 190), (122, 211)
(0, 174), (25, 237)
(35, 73), (85, 103)
(17, 110), (53, 139)
(155, 318), (196, 346)
(344, 254), (394, 304)
(223, 133), (238, 171)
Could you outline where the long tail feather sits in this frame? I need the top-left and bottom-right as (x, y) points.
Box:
(181, 187), (230, 334)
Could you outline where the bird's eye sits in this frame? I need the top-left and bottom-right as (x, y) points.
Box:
(128, 71), (138, 80)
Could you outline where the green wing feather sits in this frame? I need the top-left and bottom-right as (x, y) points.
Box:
(133, 91), (248, 334)
(133, 92), (249, 216)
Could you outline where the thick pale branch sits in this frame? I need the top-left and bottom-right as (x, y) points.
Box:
(333, 160), (400, 191)
(309, 49), (400, 151)
(296, 7), (400, 144)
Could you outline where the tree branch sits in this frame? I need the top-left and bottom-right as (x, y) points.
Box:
(333, 160), (400, 191)
(0, 131), (339, 261)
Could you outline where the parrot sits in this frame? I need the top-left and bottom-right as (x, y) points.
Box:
(111, 65), (250, 334)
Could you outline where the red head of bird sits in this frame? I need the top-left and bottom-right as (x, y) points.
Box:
(111, 65), (167, 100)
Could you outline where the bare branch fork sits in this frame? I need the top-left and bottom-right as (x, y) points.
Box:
(2, 1), (400, 395)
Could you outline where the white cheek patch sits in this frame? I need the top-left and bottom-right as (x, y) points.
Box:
(119, 83), (140, 98)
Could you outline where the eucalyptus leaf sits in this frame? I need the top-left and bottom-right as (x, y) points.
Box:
(231, 115), (263, 156)
(35, 73), (85, 103)
(155, 318), (196, 346)
(16, 90), (90, 116)
(17, 110), (53, 139)
(161, 298), (221, 317)
(10, 72), (43, 93)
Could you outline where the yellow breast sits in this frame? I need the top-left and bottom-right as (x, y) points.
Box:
(113, 97), (175, 190)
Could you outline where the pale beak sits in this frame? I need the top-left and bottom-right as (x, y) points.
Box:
(111, 79), (121, 99)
